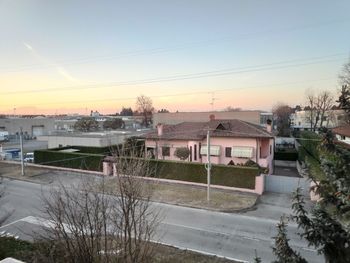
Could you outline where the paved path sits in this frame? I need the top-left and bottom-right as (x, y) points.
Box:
(0, 178), (323, 263)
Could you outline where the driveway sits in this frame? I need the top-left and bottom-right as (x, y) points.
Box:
(243, 191), (314, 221)
(274, 166), (301, 177)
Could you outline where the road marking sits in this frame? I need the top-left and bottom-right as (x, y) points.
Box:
(0, 216), (72, 234)
(19, 216), (72, 234)
(302, 247), (317, 252)
(161, 222), (232, 237)
(241, 236), (260, 242)
(0, 217), (29, 229)
(161, 221), (262, 242)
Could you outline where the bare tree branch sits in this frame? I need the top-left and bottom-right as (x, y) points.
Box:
(36, 150), (159, 263)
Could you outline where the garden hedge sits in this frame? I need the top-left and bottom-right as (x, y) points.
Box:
(119, 157), (259, 189)
(34, 149), (105, 171)
(297, 131), (322, 160)
(34, 150), (259, 189)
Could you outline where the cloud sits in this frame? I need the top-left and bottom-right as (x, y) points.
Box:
(23, 42), (34, 51)
(57, 67), (79, 82)
(22, 41), (80, 83)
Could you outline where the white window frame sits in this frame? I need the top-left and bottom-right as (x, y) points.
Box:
(231, 147), (254, 158)
(200, 145), (221, 156)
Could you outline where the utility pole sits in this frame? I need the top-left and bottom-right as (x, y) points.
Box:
(205, 130), (211, 202)
(20, 127), (25, 176)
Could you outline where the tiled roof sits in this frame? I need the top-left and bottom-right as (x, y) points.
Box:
(145, 119), (272, 140)
(332, 125), (350, 137)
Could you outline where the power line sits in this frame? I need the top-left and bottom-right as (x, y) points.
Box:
(1, 53), (345, 96)
(1, 18), (349, 73)
(0, 76), (337, 108)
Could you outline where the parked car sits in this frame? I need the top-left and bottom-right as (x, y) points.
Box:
(24, 152), (34, 163)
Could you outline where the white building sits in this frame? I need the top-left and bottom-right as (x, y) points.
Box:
(0, 117), (55, 137)
(37, 130), (147, 148)
(290, 110), (346, 130)
(332, 125), (350, 147)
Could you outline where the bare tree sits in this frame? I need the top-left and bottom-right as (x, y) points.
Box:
(223, 106), (241, 112)
(305, 90), (316, 130)
(136, 95), (154, 128)
(305, 90), (333, 131)
(317, 91), (333, 128)
(272, 103), (292, 136)
(37, 152), (159, 263)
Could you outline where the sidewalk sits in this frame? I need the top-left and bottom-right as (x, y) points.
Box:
(0, 161), (258, 213)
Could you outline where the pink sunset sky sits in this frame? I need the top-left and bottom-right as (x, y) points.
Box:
(0, 1), (349, 115)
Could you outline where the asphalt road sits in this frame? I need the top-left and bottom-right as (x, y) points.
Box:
(0, 178), (323, 263)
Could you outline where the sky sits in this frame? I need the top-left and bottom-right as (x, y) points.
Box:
(0, 0), (350, 115)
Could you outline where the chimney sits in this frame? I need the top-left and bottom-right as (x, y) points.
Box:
(157, 123), (163, 136)
(209, 114), (215, 121)
(266, 119), (272, 133)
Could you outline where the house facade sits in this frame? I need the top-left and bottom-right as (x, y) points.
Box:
(332, 125), (350, 148)
(145, 118), (274, 173)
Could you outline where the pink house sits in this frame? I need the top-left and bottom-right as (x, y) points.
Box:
(144, 118), (274, 173)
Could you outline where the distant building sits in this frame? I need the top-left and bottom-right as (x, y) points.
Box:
(332, 125), (350, 148)
(54, 115), (143, 132)
(37, 130), (148, 148)
(0, 117), (55, 137)
(153, 111), (273, 128)
(290, 110), (346, 131)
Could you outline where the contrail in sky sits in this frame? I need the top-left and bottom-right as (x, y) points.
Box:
(22, 41), (80, 83)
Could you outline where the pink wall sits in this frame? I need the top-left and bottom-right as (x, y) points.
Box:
(145, 136), (273, 170)
(103, 158), (266, 195)
(206, 137), (257, 165)
(146, 139), (197, 161)
(255, 174), (265, 194)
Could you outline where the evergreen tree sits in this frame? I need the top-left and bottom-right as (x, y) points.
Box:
(270, 129), (350, 263)
(337, 85), (350, 124)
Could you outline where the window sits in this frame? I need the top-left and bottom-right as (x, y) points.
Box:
(194, 144), (197, 161)
(270, 145), (272, 154)
(225, 147), (232, 157)
(162, 146), (170, 156)
(341, 136), (346, 140)
(199, 143), (202, 158)
(259, 146), (262, 158)
(190, 146), (192, 161)
(231, 147), (253, 158)
(200, 145), (221, 156)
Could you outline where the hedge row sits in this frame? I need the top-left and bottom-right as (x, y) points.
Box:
(298, 145), (326, 180)
(274, 150), (298, 161)
(34, 149), (259, 189)
(34, 150), (105, 171)
(0, 237), (33, 261)
(119, 157), (259, 189)
(297, 131), (322, 160)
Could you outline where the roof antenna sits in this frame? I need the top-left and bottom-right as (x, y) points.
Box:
(209, 92), (219, 111)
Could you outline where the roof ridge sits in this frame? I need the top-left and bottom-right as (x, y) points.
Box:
(236, 119), (270, 136)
